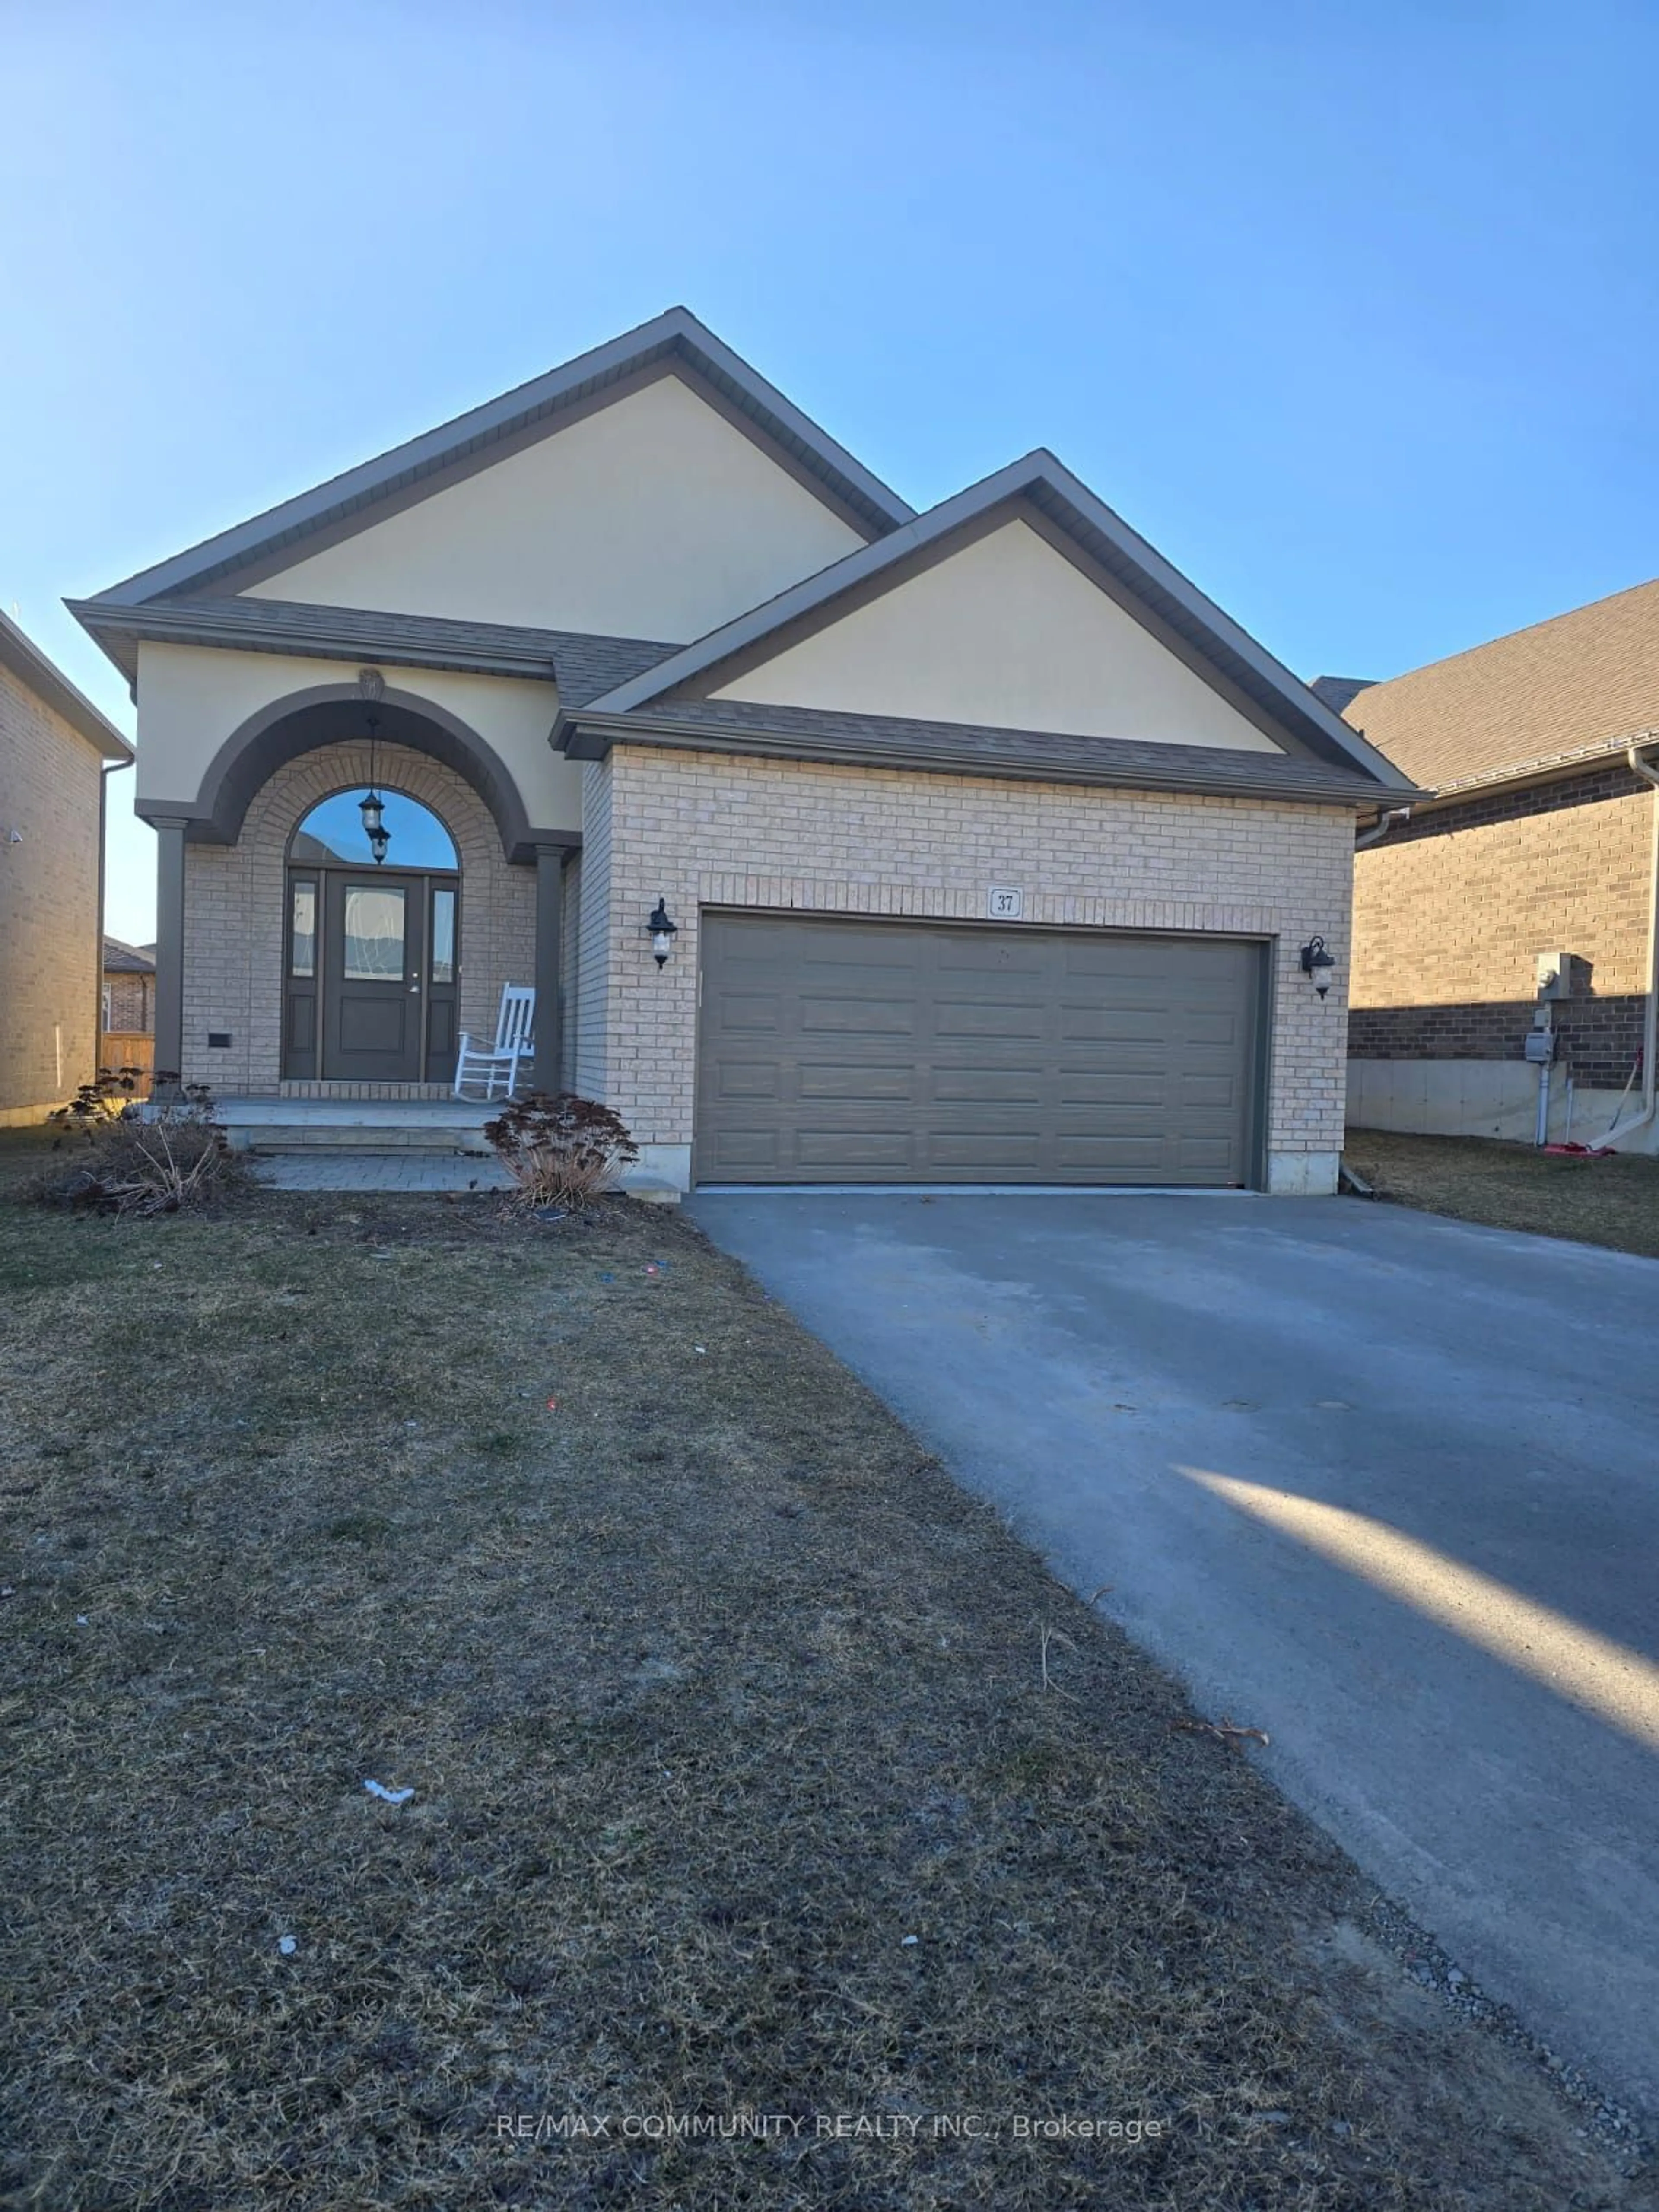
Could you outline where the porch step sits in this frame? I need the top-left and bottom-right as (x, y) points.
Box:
(230, 1122), (495, 1156)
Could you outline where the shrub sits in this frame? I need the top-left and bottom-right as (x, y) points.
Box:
(49, 1067), (147, 1126)
(483, 1092), (639, 1210)
(32, 1085), (252, 1216)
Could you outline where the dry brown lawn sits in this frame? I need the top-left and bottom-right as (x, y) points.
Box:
(0, 1133), (1650, 2210)
(1344, 1129), (1659, 1259)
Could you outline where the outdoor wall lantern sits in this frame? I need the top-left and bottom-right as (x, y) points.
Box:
(357, 667), (391, 865)
(1300, 936), (1338, 998)
(647, 897), (679, 967)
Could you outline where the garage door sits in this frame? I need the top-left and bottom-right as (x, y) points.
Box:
(695, 913), (1264, 1186)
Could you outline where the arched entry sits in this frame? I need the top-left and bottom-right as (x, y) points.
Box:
(283, 789), (463, 1083)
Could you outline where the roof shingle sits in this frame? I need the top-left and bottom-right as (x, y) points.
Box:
(564, 696), (1406, 805)
(67, 591), (680, 702)
(1342, 578), (1659, 792)
(102, 937), (154, 974)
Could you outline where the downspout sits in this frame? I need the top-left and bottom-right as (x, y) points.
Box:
(1338, 805), (1414, 1190)
(1605, 744), (1659, 1149)
(1354, 804), (1413, 852)
(96, 753), (132, 1084)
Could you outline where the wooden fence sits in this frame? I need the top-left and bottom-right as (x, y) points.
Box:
(102, 1033), (155, 1097)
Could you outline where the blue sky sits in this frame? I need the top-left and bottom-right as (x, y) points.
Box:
(6, 0), (1657, 941)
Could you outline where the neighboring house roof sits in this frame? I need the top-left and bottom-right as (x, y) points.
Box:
(1339, 576), (1659, 795)
(81, 308), (913, 613)
(0, 609), (133, 761)
(102, 936), (155, 974)
(566, 451), (1414, 794)
(1308, 674), (1374, 715)
(67, 590), (678, 699)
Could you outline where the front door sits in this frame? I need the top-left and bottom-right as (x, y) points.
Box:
(322, 871), (426, 1083)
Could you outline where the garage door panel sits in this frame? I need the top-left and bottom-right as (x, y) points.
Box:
(799, 995), (918, 1036)
(696, 914), (1262, 1186)
(1175, 1136), (1239, 1171)
(932, 1066), (1047, 1103)
(714, 990), (787, 1033)
(1183, 1011), (1244, 1046)
(1064, 1008), (1185, 1044)
(928, 1134), (1046, 1170)
(712, 1059), (783, 1101)
(1055, 1134), (1171, 1170)
(934, 1001), (1048, 1039)
(705, 1129), (783, 1172)
(798, 1062), (918, 1101)
(1181, 1073), (1242, 1107)
(796, 1129), (917, 1169)
(1060, 1072), (1171, 1107)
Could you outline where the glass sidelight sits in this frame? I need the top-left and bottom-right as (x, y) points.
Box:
(431, 886), (456, 984)
(290, 880), (316, 976)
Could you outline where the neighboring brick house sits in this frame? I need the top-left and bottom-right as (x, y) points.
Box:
(1337, 578), (1659, 1150)
(102, 936), (155, 1034)
(0, 612), (133, 1125)
(70, 308), (1412, 1194)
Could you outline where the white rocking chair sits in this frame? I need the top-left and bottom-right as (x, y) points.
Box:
(453, 984), (537, 1099)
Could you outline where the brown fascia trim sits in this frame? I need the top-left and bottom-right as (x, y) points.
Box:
(558, 710), (1381, 807)
(70, 597), (562, 688)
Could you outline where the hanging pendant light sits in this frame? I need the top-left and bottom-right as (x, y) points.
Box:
(356, 670), (390, 864)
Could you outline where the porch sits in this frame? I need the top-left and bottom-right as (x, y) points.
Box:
(213, 1094), (681, 1201)
(216, 1095), (499, 1155)
(145, 696), (579, 1103)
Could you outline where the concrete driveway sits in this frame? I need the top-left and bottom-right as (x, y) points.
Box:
(690, 1191), (1659, 2122)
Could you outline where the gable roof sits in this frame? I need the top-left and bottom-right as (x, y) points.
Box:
(0, 610), (133, 761)
(569, 452), (1412, 791)
(103, 936), (154, 974)
(82, 308), (913, 612)
(562, 694), (1398, 804)
(1341, 577), (1659, 794)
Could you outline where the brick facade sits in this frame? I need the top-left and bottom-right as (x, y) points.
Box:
(571, 745), (1357, 1189)
(104, 972), (153, 1033)
(180, 739), (536, 1093)
(0, 664), (105, 1122)
(1351, 769), (1654, 1091)
(1347, 996), (1646, 1091)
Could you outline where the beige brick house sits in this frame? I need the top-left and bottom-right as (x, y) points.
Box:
(1338, 578), (1659, 1152)
(0, 612), (133, 1125)
(102, 937), (155, 1036)
(71, 310), (1411, 1194)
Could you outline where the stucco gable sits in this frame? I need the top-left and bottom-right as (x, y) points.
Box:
(581, 452), (1411, 790)
(241, 373), (866, 643)
(707, 517), (1282, 752)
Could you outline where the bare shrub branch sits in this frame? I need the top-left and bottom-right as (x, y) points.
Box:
(483, 1092), (640, 1211)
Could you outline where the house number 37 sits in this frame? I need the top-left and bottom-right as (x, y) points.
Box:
(986, 886), (1025, 920)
